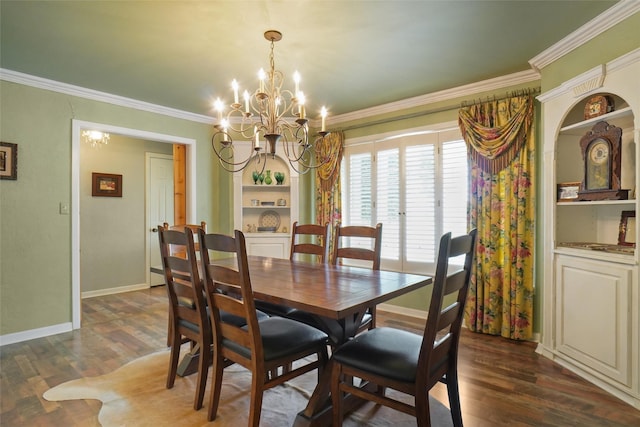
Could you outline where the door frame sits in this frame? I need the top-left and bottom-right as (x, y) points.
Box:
(71, 119), (196, 329)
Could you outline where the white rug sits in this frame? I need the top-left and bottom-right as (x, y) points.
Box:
(44, 350), (453, 426)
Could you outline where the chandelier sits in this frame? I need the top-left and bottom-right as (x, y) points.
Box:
(82, 130), (110, 148)
(211, 30), (333, 173)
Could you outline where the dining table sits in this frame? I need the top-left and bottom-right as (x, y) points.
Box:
(211, 255), (433, 427)
(155, 254), (431, 425)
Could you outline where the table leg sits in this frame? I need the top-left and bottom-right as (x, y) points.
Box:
(293, 310), (372, 427)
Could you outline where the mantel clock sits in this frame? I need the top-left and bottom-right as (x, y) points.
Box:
(578, 121), (627, 201)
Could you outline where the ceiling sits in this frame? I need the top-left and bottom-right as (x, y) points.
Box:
(0, 1), (619, 119)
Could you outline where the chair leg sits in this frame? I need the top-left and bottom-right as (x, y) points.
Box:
(207, 354), (225, 421)
(166, 329), (181, 389)
(446, 371), (463, 427)
(330, 362), (344, 427)
(415, 396), (432, 427)
(248, 374), (265, 427)
(193, 341), (211, 410)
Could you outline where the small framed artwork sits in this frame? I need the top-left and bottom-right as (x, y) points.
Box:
(618, 210), (636, 247)
(92, 172), (123, 197)
(0, 142), (18, 180)
(557, 182), (581, 202)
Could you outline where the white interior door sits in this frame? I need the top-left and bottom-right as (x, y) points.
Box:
(147, 153), (174, 286)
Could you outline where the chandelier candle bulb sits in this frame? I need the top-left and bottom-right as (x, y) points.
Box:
(294, 71), (300, 96)
(244, 90), (250, 113)
(254, 127), (260, 150)
(214, 98), (224, 122)
(232, 79), (239, 105)
(321, 106), (327, 132)
(258, 68), (266, 93)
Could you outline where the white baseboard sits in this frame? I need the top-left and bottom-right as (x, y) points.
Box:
(0, 322), (72, 346)
(82, 283), (149, 299)
(1, 283), (150, 346)
(377, 303), (428, 320)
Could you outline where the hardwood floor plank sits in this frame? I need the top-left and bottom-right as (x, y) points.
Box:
(1, 286), (639, 426)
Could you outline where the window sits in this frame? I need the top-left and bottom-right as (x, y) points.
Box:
(341, 127), (468, 273)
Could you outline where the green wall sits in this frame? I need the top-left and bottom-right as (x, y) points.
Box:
(0, 81), (231, 336)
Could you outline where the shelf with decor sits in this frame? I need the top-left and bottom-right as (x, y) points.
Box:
(232, 142), (299, 259)
(553, 93), (636, 257)
(539, 53), (640, 410)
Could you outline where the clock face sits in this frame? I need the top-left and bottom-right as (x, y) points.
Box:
(586, 138), (611, 190)
(589, 139), (609, 165)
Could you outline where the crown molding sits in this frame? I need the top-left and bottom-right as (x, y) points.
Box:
(537, 47), (640, 103)
(0, 68), (215, 124)
(529, 0), (640, 72)
(329, 69), (540, 126)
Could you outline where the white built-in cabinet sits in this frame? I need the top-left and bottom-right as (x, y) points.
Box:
(538, 49), (640, 410)
(233, 142), (299, 258)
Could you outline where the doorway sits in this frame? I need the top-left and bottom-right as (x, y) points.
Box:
(71, 119), (197, 329)
(146, 153), (174, 287)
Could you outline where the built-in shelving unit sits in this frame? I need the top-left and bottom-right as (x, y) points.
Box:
(232, 142), (299, 258)
(538, 52), (640, 410)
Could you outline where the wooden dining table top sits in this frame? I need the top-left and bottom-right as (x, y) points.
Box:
(215, 255), (433, 321)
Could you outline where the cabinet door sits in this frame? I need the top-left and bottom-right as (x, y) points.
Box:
(245, 236), (289, 259)
(555, 255), (633, 387)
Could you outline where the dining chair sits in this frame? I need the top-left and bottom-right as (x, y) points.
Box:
(162, 221), (207, 258)
(332, 222), (383, 330)
(255, 221), (331, 318)
(289, 221), (331, 262)
(330, 229), (477, 427)
(198, 229), (329, 426)
(157, 225), (211, 411)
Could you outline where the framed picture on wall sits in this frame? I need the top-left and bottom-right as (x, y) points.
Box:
(92, 172), (122, 197)
(0, 142), (18, 180)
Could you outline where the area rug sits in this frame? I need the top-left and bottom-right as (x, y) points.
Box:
(44, 350), (453, 426)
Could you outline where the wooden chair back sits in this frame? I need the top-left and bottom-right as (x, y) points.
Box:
(162, 221), (207, 258)
(332, 223), (382, 270)
(331, 223), (383, 329)
(289, 221), (330, 263)
(419, 229), (477, 399)
(157, 225), (211, 410)
(199, 230), (264, 367)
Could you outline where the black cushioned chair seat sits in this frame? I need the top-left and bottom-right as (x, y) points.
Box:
(179, 309), (269, 333)
(287, 309), (372, 346)
(179, 297), (269, 328)
(223, 317), (328, 362)
(254, 300), (297, 317)
(332, 327), (421, 383)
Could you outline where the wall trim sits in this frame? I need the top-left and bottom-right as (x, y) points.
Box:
(329, 69), (540, 126)
(0, 68), (214, 124)
(0, 323), (72, 347)
(82, 283), (150, 299)
(378, 303), (428, 320)
(529, 0), (640, 72)
(538, 47), (640, 102)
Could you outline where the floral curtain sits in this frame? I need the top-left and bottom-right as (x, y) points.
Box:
(458, 93), (535, 340)
(315, 131), (344, 261)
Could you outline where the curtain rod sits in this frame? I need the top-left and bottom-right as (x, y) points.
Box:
(460, 87), (541, 108)
(336, 87), (541, 133)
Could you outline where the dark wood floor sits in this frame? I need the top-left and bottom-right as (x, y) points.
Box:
(1, 286), (639, 426)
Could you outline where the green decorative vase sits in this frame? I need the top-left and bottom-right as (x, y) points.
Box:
(252, 171), (259, 185)
(275, 171), (285, 185)
(258, 173), (264, 185)
(264, 170), (273, 185)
